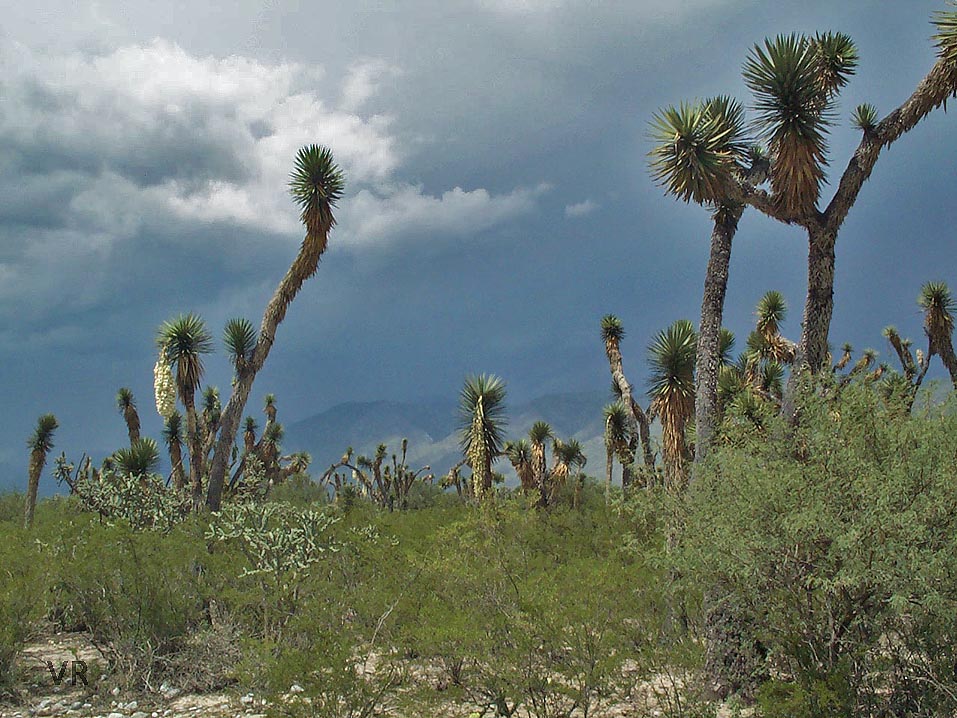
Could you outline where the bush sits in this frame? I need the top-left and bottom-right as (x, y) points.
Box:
(47, 519), (209, 688)
(678, 385), (957, 716)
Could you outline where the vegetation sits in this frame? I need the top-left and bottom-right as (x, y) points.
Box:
(6, 5), (957, 717)
(650, 10), (957, 460)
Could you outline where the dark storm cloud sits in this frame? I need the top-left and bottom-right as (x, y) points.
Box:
(2, 1), (956, 491)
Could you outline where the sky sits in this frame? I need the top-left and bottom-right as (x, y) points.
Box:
(2, 1), (956, 488)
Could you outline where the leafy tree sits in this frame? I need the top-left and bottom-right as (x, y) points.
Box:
(458, 374), (507, 500)
(207, 145), (345, 510)
(156, 312), (213, 509)
(115, 387), (141, 445)
(24, 413), (57, 528)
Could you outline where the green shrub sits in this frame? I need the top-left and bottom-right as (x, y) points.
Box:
(679, 385), (957, 715)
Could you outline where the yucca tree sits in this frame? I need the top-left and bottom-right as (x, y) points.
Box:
(24, 414), (58, 528)
(243, 416), (258, 454)
(883, 327), (918, 381)
(163, 410), (187, 491)
(918, 281), (957, 388)
(833, 342), (854, 372)
(650, 96), (758, 466)
(603, 401), (635, 497)
(113, 437), (161, 477)
(550, 438), (586, 505)
(599, 315), (654, 468)
(528, 420), (553, 506)
(201, 385), (221, 455)
(648, 320), (697, 490)
(157, 312), (213, 509)
(207, 145), (345, 510)
(263, 393), (277, 425)
(504, 439), (536, 495)
(259, 422), (285, 482)
(115, 388), (141, 445)
(458, 374), (507, 500)
(652, 7), (957, 394)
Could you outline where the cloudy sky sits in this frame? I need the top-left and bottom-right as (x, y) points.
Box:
(2, 1), (955, 488)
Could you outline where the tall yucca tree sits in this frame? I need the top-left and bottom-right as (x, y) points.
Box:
(528, 420), (553, 506)
(457, 374), (507, 500)
(650, 97), (753, 466)
(652, 7), (957, 414)
(157, 313), (213, 508)
(599, 315), (655, 468)
(918, 281), (957, 388)
(648, 320), (697, 490)
(504, 439), (536, 495)
(207, 145), (345, 510)
(24, 414), (58, 529)
(163, 410), (187, 491)
(115, 388), (141, 445)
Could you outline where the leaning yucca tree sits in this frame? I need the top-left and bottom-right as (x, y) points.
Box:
(651, 8), (957, 463)
(157, 313), (213, 509)
(918, 281), (957, 388)
(115, 387), (141, 445)
(648, 320), (697, 490)
(599, 315), (655, 469)
(457, 374), (507, 500)
(24, 413), (58, 528)
(207, 145), (345, 510)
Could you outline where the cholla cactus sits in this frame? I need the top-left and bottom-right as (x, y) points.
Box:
(153, 350), (176, 418)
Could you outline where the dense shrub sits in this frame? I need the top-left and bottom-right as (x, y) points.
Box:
(677, 385), (957, 716)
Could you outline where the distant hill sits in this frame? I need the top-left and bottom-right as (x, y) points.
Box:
(284, 391), (611, 483)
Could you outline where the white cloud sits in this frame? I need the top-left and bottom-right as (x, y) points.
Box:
(564, 199), (598, 218)
(341, 182), (551, 247)
(0, 38), (548, 271)
(340, 59), (401, 112)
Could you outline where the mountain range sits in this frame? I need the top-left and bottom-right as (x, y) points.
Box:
(283, 390), (613, 485)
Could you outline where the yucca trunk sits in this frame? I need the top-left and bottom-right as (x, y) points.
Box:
(169, 440), (186, 491)
(123, 406), (141, 445)
(604, 440), (613, 503)
(24, 449), (46, 529)
(531, 442), (548, 506)
(797, 57), (957, 374)
(183, 395), (204, 508)
(517, 463), (536, 495)
(660, 405), (692, 491)
(934, 337), (957, 389)
(798, 226), (837, 373)
(207, 232), (327, 510)
(604, 338), (655, 469)
(694, 204), (743, 466)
